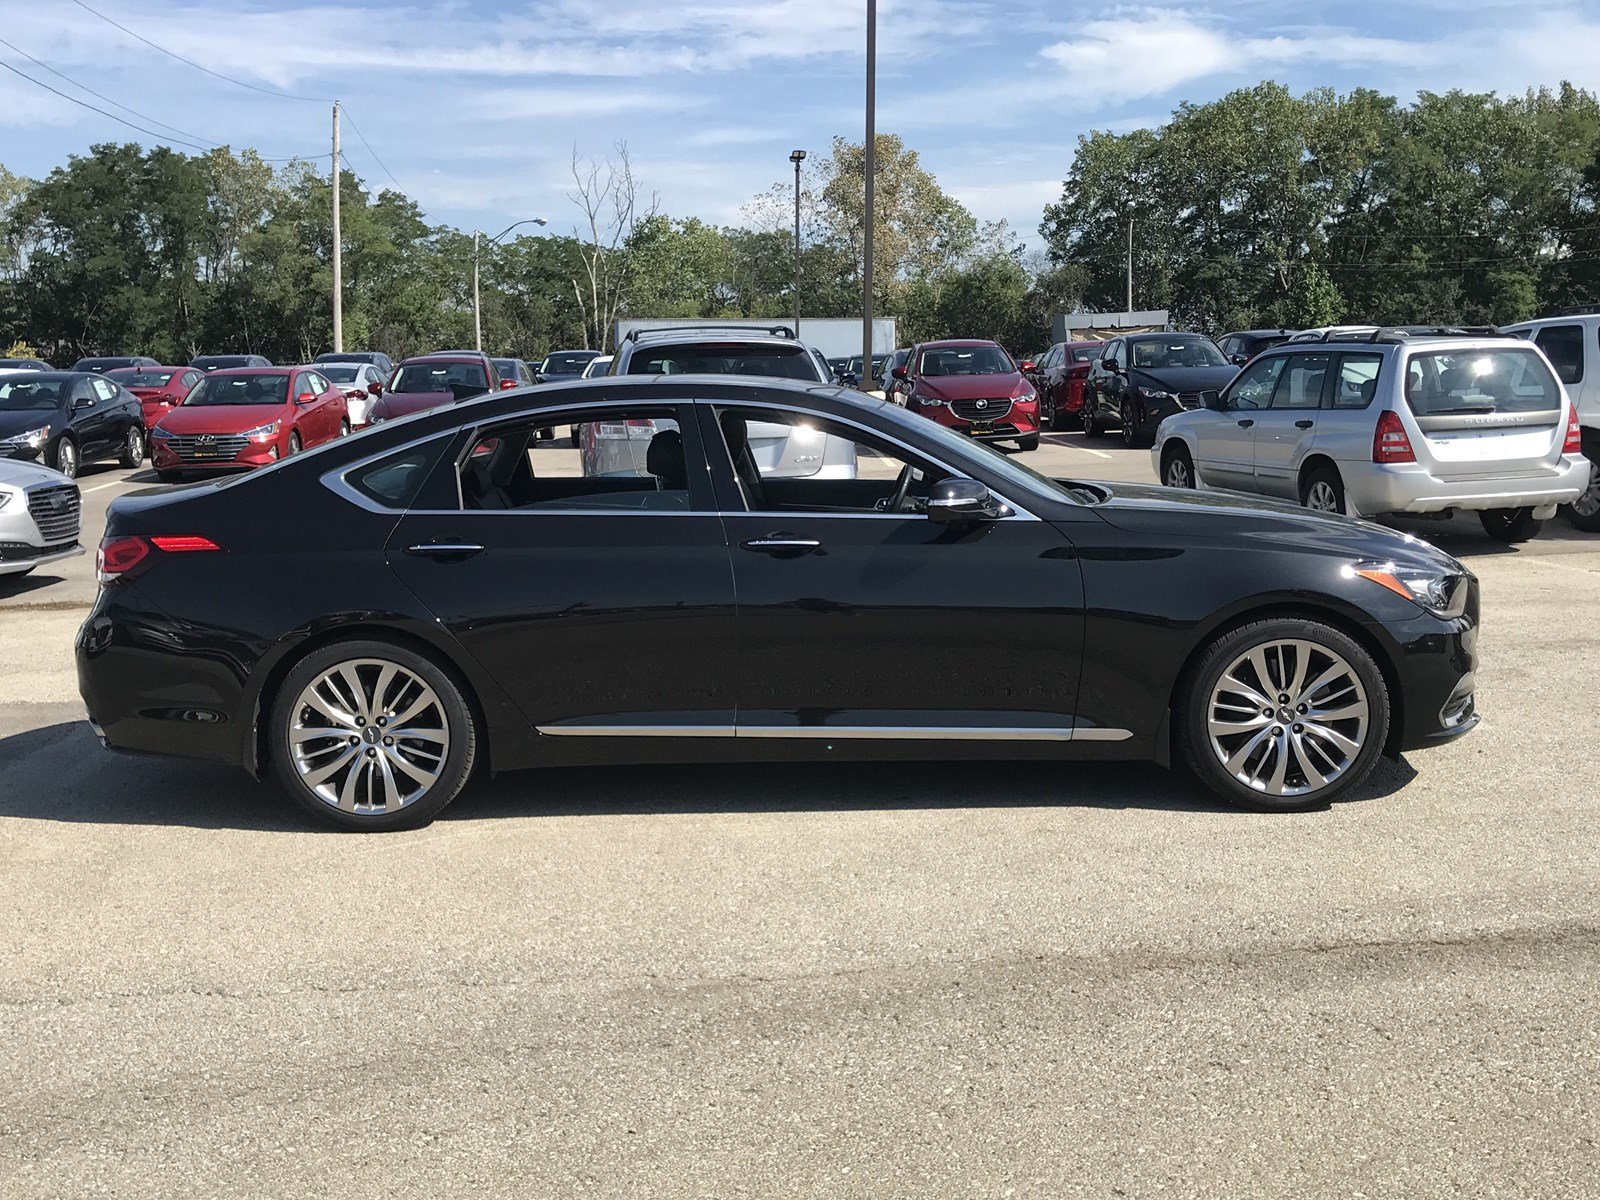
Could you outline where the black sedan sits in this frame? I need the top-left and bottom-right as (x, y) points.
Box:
(77, 377), (1479, 830)
(1082, 333), (1240, 448)
(0, 371), (147, 478)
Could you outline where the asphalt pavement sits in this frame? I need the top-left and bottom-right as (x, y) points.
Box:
(2, 433), (1598, 1197)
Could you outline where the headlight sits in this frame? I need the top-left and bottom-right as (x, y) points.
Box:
(1137, 387), (1175, 401)
(0, 424), (51, 449)
(241, 421), (280, 442)
(913, 393), (947, 408)
(1346, 559), (1469, 618)
(1015, 387), (1037, 404)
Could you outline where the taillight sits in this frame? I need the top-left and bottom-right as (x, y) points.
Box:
(1373, 409), (1416, 464)
(97, 534), (220, 584)
(1563, 406), (1582, 454)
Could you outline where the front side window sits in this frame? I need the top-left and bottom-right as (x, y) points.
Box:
(1404, 348), (1563, 416)
(1226, 355), (1284, 411)
(460, 406), (697, 512)
(712, 406), (950, 515)
(1269, 353), (1330, 410)
(918, 345), (1015, 377)
(1534, 324), (1583, 385)
(185, 373), (291, 406)
(1332, 354), (1382, 409)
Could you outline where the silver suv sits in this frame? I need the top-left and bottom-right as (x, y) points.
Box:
(1152, 330), (1589, 542)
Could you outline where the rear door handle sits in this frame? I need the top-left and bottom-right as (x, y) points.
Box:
(1237, 419), (1255, 428)
(741, 535), (821, 555)
(1295, 419), (1314, 429)
(405, 542), (485, 558)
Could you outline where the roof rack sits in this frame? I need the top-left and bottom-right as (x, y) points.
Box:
(623, 324), (797, 344)
(1548, 303), (1600, 317)
(1315, 326), (1511, 344)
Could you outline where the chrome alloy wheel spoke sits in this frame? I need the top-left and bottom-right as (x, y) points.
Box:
(1207, 639), (1369, 797)
(289, 659), (450, 815)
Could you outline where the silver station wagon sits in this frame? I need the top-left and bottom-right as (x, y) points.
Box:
(1152, 329), (1589, 542)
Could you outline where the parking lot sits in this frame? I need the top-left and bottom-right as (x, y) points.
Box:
(3, 433), (1599, 1197)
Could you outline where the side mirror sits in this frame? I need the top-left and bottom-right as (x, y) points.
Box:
(1230, 353), (1250, 366)
(838, 371), (859, 388)
(891, 365), (909, 381)
(499, 378), (517, 390)
(1200, 389), (1225, 411)
(369, 381), (383, 396)
(1100, 357), (1118, 372)
(73, 397), (95, 411)
(295, 391), (316, 405)
(926, 478), (1003, 523)
(1019, 360), (1036, 373)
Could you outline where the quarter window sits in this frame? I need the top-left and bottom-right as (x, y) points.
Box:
(1270, 354), (1330, 410)
(1226, 355), (1284, 411)
(1332, 354), (1382, 409)
(1534, 324), (1583, 385)
(347, 436), (453, 509)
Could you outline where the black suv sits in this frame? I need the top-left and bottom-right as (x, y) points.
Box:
(1082, 333), (1240, 448)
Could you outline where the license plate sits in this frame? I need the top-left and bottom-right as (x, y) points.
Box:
(967, 422), (995, 436)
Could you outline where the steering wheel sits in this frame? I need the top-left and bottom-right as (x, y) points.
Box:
(877, 463), (917, 513)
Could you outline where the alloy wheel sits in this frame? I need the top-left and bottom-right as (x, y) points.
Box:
(1120, 402), (1138, 447)
(1305, 480), (1340, 512)
(287, 659), (451, 815)
(1573, 462), (1600, 519)
(1206, 639), (1369, 798)
(55, 440), (77, 478)
(1164, 454), (1193, 488)
(125, 427), (144, 463)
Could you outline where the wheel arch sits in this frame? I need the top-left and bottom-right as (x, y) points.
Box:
(1165, 599), (1406, 762)
(1297, 453), (1342, 498)
(245, 622), (494, 781)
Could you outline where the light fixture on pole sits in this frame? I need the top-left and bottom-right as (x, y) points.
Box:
(789, 149), (806, 337)
(474, 217), (550, 351)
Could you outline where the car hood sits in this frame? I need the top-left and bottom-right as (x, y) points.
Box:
(0, 455), (72, 487)
(1127, 365), (1238, 394)
(371, 391), (453, 420)
(0, 407), (64, 438)
(1081, 481), (1465, 573)
(917, 374), (1027, 401)
(156, 404), (290, 433)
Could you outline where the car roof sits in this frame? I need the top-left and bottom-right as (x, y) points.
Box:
(1, 370), (77, 381)
(198, 367), (296, 377)
(107, 364), (187, 371)
(400, 354), (489, 365)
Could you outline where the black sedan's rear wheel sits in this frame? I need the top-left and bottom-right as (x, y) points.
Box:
(1081, 401), (1102, 438)
(118, 425), (145, 468)
(270, 640), (477, 830)
(1177, 618), (1390, 811)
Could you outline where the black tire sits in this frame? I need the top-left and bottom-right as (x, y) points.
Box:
(1120, 401), (1152, 449)
(1040, 389), (1057, 431)
(157, 469), (184, 483)
(1017, 433), (1040, 452)
(1177, 618), (1391, 812)
(1299, 465), (1347, 515)
(339, 418), (350, 437)
(118, 425), (146, 468)
(569, 427), (580, 448)
(269, 638), (478, 832)
(1562, 456), (1600, 532)
(1081, 401), (1102, 438)
(286, 431), (302, 457)
(1479, 507), (1541, 543)
(51, 437), (78, 479)
(1161, 443), (1196, 488)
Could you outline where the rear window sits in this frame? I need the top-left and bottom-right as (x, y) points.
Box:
(392, 362), (489, 397)
(108, 369), (176, 387)
(195, 357), (251, 370)
(320, 365), (361, 382)
(625, 343), (819, 380)
(1404, 349), (1562, 416)
(542, 353), (596, 374)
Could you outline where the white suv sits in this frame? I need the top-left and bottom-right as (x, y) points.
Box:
(1153, 330), (1589, 543)
(1501, 310), (1600, 530)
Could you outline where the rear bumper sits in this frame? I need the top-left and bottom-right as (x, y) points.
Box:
(1344, 457), (1590, 515)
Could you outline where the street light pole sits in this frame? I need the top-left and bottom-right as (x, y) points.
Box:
(472, 217), (549, 352)
(790, 149), (807, 337)
(861, 0), (876, 391)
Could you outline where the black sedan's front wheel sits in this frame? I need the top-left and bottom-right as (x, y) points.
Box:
(270, 639), (478, 830)
(1178, 619), (1390, 811)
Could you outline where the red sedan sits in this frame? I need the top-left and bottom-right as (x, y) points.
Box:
(105, 365), (206, 429)
(150, 366), (348, 481)
(893, 339), (1042, 451)
(1027, 340), (1104, 429)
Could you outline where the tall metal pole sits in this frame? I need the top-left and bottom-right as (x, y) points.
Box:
(1125, 213), (1133, 316)
(331, 100), (343, 352)
(791, 150), (805, 337)
(861, 0), (876, 391)
(472, 230), (482, 351)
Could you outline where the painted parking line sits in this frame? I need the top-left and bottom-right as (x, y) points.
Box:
(82, 479), (132, 494)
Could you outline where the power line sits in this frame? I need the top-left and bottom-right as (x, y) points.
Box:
(0, 58), (213, 152)
(341, 106), (404, 194)
(70, 0), (330, 103)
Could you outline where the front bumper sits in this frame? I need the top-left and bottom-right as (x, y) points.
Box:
(1345, 456), (1590, 515)
(151, 440), (278, 473)
(1374, 582), (1480, 753)
(914, 400), (1041, 440)
(0, 541), (82, 576)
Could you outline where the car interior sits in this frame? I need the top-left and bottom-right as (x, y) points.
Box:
(460, 414), (692, 511)
(0, 380), (65, 409)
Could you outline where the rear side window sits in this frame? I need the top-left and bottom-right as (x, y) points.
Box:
(1404, 349), (1562, 415)
(1332, 354), (1382, 409)
(1534, 325), (1583, 385)
(1269, 354), (1330, 409)
(347, 436), (452, 509)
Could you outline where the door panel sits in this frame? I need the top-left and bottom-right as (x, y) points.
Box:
(1252, 353), (1330, 495)
(1202, 355), (1281, 485)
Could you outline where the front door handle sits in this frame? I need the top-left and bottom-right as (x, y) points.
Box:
(742, 535), (821, 555)
(1237, 418), (1255, 428)
(1295, 419), (1314, 429)
(405, 542), (485, 558)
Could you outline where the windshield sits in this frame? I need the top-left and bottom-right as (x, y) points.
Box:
(320, 365), (361, 383)
(919, 345), (1016, 376)
(1130, 338), (1227, 369)
(392, 362), (489, 397)
(625, 343), (820, 380)
(184, 373), (289, 406)
(1404, 349), (1562, 415)
(195, 357), (251, 371)
(0, 378), (65, 411)
(108, 369), (175, 387)
(542, 352), (596, 375)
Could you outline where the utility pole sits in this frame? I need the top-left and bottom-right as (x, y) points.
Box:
(1125, 213), (1133, 316)
(861, 0), (876, 391)
(472, 230), (482, 351)
(331, 100), (343, 352)
(790, 149), (807, 338)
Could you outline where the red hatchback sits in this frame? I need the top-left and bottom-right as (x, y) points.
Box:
(149, 366), (349, 481)
(1026, 340), (1104, 429)
(105, 365), (205, 429)
(895, 340), (1042, 451)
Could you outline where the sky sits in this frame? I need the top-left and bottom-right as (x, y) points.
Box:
(3, 0), (1600, 248)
